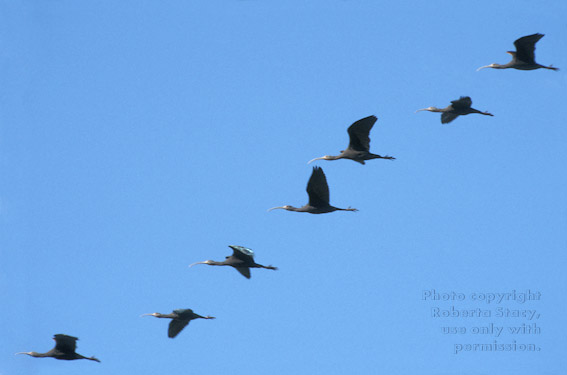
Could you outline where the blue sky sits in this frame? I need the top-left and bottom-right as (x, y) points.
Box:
(2, 1), (566, 374)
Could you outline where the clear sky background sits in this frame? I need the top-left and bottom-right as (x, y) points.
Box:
(2, 1), (566, 374)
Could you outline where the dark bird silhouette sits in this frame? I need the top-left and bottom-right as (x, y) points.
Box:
(190, 245), (277, 279)
(477, 33), (558, 71)
(141, 309), (215, 338)
(416, 96), (494, 124)
(268, 166), (357, 214)
(307, 115), (395, 165)
(16, 334), (100, 362)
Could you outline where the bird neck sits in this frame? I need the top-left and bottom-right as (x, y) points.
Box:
(285, 206), (301, 212)
(152, 313), (176, 319)
(326, 155), (342, 160)
(428, 107), (444, 113)
(25, 352), (49, 358)
(209, 260), (229, 266)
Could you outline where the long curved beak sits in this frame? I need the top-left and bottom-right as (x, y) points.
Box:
(140, 313), (155, 317)
(267, 206), (285, 212)
(189, 261), (207, 267)
(15, 352), (29, 355)
(307, 156), (324, 164)
(415, 108), (428, 113)
(476, 65), (491, 71)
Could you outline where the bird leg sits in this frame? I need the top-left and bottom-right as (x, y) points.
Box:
(372, 154), (395, 160)
(259, 264), (278, 270)
(469, 108), (494, 117)
(542, 64), (559, 71)
(194, 314), (216, 320)
(337, 207), (358, 212)
(81, 355), (101, 363)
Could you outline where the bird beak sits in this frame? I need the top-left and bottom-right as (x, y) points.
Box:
(15, 352), (28, 355)
(415, 108), (427, 113)
(476, 65), (491, 71)
(140, 313), (154, 317)
(189, 261), (207, 267)
(267, 206), (285, 212)
(307, 157), (324, 164)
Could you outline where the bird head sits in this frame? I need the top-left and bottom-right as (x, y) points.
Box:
(267, 205), (293, 212)
(140, 312), (161, 317)
(307, 155), (332, 164)
(476, 63), (499, 71)
(415, 107), (438, 113)
(189, 260), (215, 267)
(15, 352), (37, 357)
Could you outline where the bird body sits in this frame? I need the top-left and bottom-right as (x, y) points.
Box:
(477, 33), (558, 71)
(416, 96), (493, 124)
(308, 115), (395, 165)
(268, 166), (357, 214)
(190, 245), (277, 279)
(16, 334), (100, 362)
(141, 308), (215, 338)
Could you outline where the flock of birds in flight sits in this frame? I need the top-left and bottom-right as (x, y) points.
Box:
(16, 33), (558, 364)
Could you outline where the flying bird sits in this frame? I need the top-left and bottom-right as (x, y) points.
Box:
(141, 309), (215, 338)
(477, 33), (558, 71)
(307, 115), (395, 165)
(190, 245), (277, 279)
(416, 96), (494, 124)
(16, 334), (100, 362)
(268, 166), (358, 214)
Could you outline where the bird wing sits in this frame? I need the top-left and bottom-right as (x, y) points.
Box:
(173, 309), (194, 319)
(306, 166), (330, 207)
(514, 33), (544, 64)
(347, 115), (377, 152)
(168, 319), (190, 338)
(229, 245), (255, 262)
(235, 266), (251, 279)
(450, 96), (472, 109)
(441, 112), (459, 124)
(53, 334), (78, 353)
